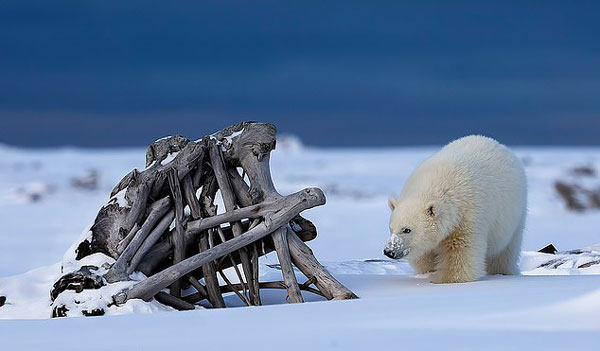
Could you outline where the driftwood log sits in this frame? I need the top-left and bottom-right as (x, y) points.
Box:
(51, 122), (356, 316)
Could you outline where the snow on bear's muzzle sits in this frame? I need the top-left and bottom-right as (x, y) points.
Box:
(384, 233), (410, 259)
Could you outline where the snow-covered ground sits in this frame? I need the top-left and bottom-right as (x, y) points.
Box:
(1, 141), (600, 349)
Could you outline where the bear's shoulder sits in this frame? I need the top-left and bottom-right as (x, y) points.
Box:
(443, 135), (499, 155)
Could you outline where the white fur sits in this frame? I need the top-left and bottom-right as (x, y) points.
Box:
(385, 135), (527, 283)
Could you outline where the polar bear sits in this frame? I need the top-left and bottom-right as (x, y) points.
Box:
(383, 135), (526, 283)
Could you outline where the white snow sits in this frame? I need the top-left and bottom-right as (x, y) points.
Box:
(223, 128), (244, 145)
(160, 150), (179, 165)
(109, 188), (129, 208)
(0, 144), (599, 349)
(145, 150), (180, 169)
(208, 127), (244, 147)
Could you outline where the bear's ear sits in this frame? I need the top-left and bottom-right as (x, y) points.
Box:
(388, 197), (398, 211)
(426, 202), (437, 217)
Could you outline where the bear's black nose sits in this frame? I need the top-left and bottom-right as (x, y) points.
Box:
(383, 248), (395, 259)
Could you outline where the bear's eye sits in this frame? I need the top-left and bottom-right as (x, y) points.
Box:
(402, 228), (411, 234)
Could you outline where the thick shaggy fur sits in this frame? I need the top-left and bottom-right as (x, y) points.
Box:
(385, 135), (527, 283)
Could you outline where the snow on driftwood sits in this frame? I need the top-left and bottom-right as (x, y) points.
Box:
(50, 225), (171, 317)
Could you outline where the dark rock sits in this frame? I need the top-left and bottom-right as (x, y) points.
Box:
(571, 166), (596, 177)
(554, 179), (600, 211)
(588, 190), (600, 208)
(554, 182), (585, 211)
(538, 244), (558, 254)
(0, 295), (6, 307)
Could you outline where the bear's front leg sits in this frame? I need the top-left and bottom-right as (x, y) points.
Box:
(410, 251), (437, 274)
(431, 228), (486, 284)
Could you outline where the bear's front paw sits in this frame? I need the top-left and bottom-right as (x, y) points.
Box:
(430, 271), (454, 284)
(430, 270), (478, 284)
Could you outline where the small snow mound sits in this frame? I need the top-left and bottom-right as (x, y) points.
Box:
(5, 182), (55, 204)
(276, 134), (304, 152)
(520, 247), (600, 275)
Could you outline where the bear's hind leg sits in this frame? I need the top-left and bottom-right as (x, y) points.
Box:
(487, 216), (524, 275)
(410, 251), (437, 274)
(432, 226), (487, 284)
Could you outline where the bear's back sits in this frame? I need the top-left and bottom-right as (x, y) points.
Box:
(439, 135), (500, 163)
(402, 135), (525, 207)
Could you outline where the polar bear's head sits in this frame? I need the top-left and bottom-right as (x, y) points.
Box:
(384, 196), (458, 260)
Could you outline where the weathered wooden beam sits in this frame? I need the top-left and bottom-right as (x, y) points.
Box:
(116, 187), (325, 302)
(181, 173), (211, 303)
(136, 218), (316, 277)
(199, 170), (250, 307)
(199, 231), (225, 308)
(187, 276), (208, 299)
(135, 192), (321, 276)
(182, 174), (201, 220)
(185, 191), (312, 236)
(288, 228), (358, 300)
(116, 223), (139, 255)
(106, 196), (171, 283)
(197, 174), (226, 308)
(209, 140), (259, 305)
(272, 226), (304, 303)
(126, 211), (175, 276)
(217, 268), (250, 306)
(182, 281), (324, 304)
(167, 169), (186, 297)
(155, 291), (196, 311)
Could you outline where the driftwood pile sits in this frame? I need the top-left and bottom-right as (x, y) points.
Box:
(51, 122), (356, 317)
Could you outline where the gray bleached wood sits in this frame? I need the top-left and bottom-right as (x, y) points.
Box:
(105, 196), (171, 283)
(167, 169), (185, 297)
(51, 122), (356, 316)
(196, 174), (226, 308)
(288, 228), (358, 300)
(272, 226), (304, 303)
(120, 186), (325, 302)
(209, 141), (258, 304)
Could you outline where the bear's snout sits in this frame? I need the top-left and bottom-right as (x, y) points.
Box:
(383, 248), (396, 259)
(384, 233), (410, 259)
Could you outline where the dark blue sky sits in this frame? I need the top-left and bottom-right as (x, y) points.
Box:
(1, 1), (599, 147)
